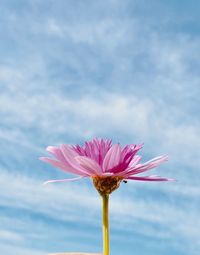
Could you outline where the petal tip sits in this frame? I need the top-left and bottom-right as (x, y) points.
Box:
(168, 178), (176, 181)
(39, 156), (46, 161)
(43, 181), (49, 185)
(46, 146), (54, 152)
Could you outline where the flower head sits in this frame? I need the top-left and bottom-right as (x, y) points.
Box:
(40, 138), (174, 195)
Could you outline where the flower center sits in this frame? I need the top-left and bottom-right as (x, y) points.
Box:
(92, 176), (123, 195)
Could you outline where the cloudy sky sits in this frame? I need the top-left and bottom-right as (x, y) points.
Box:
(0, 0), (200, 254)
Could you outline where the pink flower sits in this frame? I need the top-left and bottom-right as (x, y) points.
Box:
(40, 138), (174, 190)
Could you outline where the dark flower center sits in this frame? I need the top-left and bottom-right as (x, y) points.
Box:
(92, 176), (123, 195)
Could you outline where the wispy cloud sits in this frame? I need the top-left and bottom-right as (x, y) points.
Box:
(1, 85), (200, 170)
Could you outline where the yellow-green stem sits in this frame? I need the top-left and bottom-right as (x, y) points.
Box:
(102, 194), (109, 255)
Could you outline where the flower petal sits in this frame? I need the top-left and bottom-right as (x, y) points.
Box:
(128, 155), (142, 168)
(39, 157), (87, 176)
(60, 144), (90, 175)
(143, 155), (169, 165)
(46, 146), (67, 163)
(126, 175), (175, 181)
(43, 176), (85, 184)
(112, 155), (142, 177)
(75, 156), (102, 176)
(103, 144), (121, 172)
(124, 155), (168, 177)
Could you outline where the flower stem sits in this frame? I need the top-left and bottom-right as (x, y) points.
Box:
(102, 194), (109, 255)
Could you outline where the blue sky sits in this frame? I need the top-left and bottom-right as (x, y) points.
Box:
(0, 0), (200, 254)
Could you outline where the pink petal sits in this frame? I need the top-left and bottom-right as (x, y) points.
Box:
(103, 144), (121, 172)
(75, 156), (102, 176)
(73, 144), (86, 156)
(85, 141), (99, 163)
(39, 157), (87, 176)
(124, 155), (168, 177)
(101, 172), (114, 177)
(128, 155), (142, 168)
(126, 175), (175, 181)
(112, 155), (142, 177)
(43, 176), (85, 184)
(60, 144), (88, 174)
(46, 146), (67, 163)
(143, 155), (169, 165)
(60, 144), (78, 159)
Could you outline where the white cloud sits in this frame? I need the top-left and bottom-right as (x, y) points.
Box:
(1, 81), (200, 171)
(0, 230), (23, 242)
(0, 243), (45, 255)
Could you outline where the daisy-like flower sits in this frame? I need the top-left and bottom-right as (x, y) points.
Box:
(40, 138), (172, 193)
(40, 138), (174, 255)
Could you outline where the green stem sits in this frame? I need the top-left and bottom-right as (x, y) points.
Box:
(102, 194), (109, 255)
